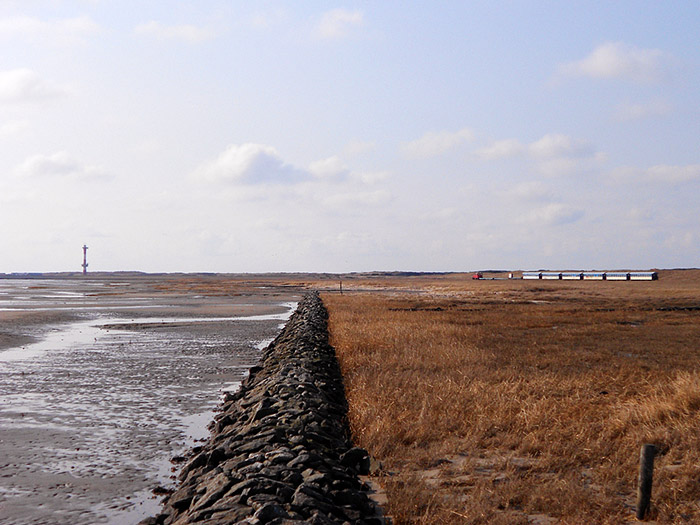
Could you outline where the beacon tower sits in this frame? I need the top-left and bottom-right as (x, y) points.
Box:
(82, 245), (88, 274)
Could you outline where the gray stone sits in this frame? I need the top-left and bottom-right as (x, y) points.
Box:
(143, 293), (386, 524)
(248, 493), (282, 507)
(167, 485), (195, 511)
(308, 511), (338, 525)
(339, 447), (370, 474)
(252, 503), (291, 521)
(190, 471), (233, 512)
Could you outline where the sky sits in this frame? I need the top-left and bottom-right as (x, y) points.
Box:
(1, 1), (699, 273)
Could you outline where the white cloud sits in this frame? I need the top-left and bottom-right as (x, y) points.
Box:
(195, 143), (390, 192)
(352, 170), (389, 184)
(610, 164), (700, 185)
(16, 151), (112, 182)
(529, 133), (593, 158)
(316, 9), (364, 39)
(402, 128), (475, 159)
(250, 9), (287, 29)
(626, 207), (654, 222)
(528, 134), (606, 176)
(420, 207), (460, 222)
(343, 139), (376, 156)
(521, 203), (584, 226)
(0, 15), (99, 44)
(308, 156), (349, 179)
(608, 166), (642, 183)
(477, 133), (594, 161)
(474, 138), (525, 160)
(536, 153), (607, 177)
(322, 189), (390, 208)
(0, 69), (68, 104)
(134, 21), (215, 42)
(0, 119), (30, 138)
(474, 133), (605, 176)
(663, 231), (695, 251)
(647, 164), (700, 184)
(192, 143), (304, 184)
(558, 42), (673, 82)
(507, 181), (552, 201)
(614, 100), (672, 121)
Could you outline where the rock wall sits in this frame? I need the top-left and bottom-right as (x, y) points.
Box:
(141, 292), (384, 525)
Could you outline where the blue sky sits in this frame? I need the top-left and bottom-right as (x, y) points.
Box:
(1, 1), (698, 272)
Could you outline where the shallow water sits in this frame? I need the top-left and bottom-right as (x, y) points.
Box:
(0, 279), (298, 524)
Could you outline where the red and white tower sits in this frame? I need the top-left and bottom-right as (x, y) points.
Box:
(82, 245), (88, 274)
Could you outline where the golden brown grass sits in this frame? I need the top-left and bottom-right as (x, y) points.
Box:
(323, 270), (700, 524)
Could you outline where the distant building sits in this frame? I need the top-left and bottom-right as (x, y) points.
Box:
(561, 272), (583, 280)
(521, 271), (658, 281)
(629, 272), (658, 281)
(541, 272), (562, 280)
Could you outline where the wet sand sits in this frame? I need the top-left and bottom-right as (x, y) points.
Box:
(0, 276), (302, 524)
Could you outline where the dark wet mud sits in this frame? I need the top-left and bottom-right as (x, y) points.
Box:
(0, 277), (300, 524)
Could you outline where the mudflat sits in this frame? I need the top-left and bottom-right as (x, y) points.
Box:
(0, 275), (302, 524)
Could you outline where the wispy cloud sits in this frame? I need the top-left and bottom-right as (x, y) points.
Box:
(647, 164), (700, 184)
(521, 203), (585, 226)
(0, 15), (99, 44)
(250, 9), (287, 29)
(613, 100), (672, 121)
(321, 189), (390, 208)
(308, 156), (349, 179)
(476, 134), (594, 161)
(507, 181), (553, 201)
(611, 164), (700, 185)
(0, 119), (30, 138)
(402, 128), (475, 159)
(475, 133), (605, 176)
(343, 139), (376, 156)
(16, 151), (112, 182)
(352, 170), (389, 184)
(316, 8), (364, 39)
(529, 134), (593, 159)
(474, 138), (525, 160)
(134, 21), (215, 43)
(557, 42), (674, 83)
(0, 69), (68, 104)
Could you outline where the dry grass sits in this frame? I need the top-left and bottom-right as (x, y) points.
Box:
(323, 270), (700, 524)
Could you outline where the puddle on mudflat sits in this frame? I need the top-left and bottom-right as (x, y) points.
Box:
(0, 318), (101, 363)
(97, 302), (298, 330)
(0, 301), (297, 366)
(0, 279), (299, 525)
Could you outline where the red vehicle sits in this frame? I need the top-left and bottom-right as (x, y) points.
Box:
(472, 272), (483, 280)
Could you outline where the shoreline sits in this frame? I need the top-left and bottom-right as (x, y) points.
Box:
(144, 292), (386, 524)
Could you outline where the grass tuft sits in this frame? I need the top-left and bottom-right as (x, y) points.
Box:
(323, 271), (700, 523)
